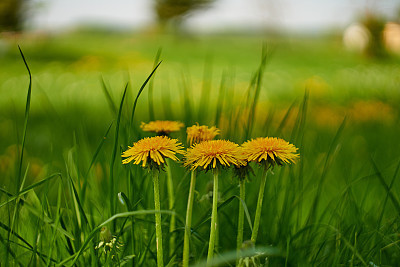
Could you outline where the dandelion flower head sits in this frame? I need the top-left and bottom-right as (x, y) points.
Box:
(122, 136), (184, 170)
(140, 120), (184, 135)
(184, 140), (241, 170)
(187, 123), (220, 146)
(241, 137), (299, 168)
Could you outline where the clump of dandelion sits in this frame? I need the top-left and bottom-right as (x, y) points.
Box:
(140, 120), (184, 256)
(140, 120), (184, 136)
(122, 136), (184, 267)
(95, 226), (123, 261)
(184, 140), (241, 265)
(241, 137), (299, 244)
(186, 123), (220, 146)
(182, 124), (220, 267)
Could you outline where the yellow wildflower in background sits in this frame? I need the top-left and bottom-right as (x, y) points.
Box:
(186, 124), (220, 146)
(122, 136), (184, 169)
(184, 140), (241, 170)
(140, 120), (184, 135)
(241, 137), (299, 168)
(350, 100), (395, 124)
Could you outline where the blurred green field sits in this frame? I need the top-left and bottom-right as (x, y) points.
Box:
(1, 30), (400, 266)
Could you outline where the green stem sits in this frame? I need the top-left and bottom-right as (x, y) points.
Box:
(129, 171), (136, 266)
(153, 170), (164, 267)
(183, 171), (197, 267)
(207, 170), (219, 266)
(236, 178), (246, 264)
(165, 159), (175, 257)
(215, 214), (219, 254)
(251, 169), (268, 244)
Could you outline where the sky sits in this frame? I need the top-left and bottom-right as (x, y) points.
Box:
(31, 0), (400, 32)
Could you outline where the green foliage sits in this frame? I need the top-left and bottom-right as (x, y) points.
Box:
(155, 0), (214, 21)
(0, 0), (25, 31)
(361, 13), (387, 58)
(0, 32), (400, 266)
(154, 0), (215, 30)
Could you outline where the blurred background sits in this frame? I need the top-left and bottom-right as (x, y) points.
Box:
(0, 0), (399, 34)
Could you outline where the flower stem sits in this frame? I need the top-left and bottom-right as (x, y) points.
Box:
(152, 170), (164, 267)
(236, 178), (246, 264)
(165, 159), (175, 257)
(207, 169), (219, 266)
(183, 170), (197, 267)
(128, 171), (136, 265)
(251, 169), (268, 244)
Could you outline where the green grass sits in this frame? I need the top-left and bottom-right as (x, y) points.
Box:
(1, 30), (400, 266)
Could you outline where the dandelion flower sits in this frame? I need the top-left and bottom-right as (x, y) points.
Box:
(183, 123), (220, 267)
(184, 140), (241, 170)
(186, 124), (220, 146)
(141, 120), (184, 135)
(241, 137), (299, 245)
(241, 137), (299, 168)
(140, 121), (184, 254)
(183, 140), (240, 263)
(122, 136), (183, 267)
(122, 136), (184, 170)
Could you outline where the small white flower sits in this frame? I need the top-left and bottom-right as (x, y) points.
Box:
(95, 227), (123, 257)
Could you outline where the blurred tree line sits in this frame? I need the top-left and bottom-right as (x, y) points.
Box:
(0, 0), (26, 31)
(1, 0), (215, 32)
(155, 0), (215, 29)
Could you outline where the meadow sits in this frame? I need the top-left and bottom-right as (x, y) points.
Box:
(1, 29), (400, 266)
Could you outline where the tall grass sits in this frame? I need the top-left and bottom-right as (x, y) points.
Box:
(1, 37), (400, 266)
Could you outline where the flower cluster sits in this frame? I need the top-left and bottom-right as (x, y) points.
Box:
(122, 121), (299, 172)
(121, 120), (300, 267)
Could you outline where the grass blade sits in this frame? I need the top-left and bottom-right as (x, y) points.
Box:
(371, 159), (400, 215)
(305, 117), (346, 226)
(245, 44), (270, 140)
(63, 210), (177, 267)
(214, 71), (226, 127)
(198, 56), (213, 123)
(148, 48), (162, 121)
(129, 61), (162, 131)
(100, 76), (117, 115)
(16, 46), (32, 191)
(110, 83), (129, 218)
(81, 121), (114, 202)
(0, 173), (61, 208)
(377, 159), (400, 227)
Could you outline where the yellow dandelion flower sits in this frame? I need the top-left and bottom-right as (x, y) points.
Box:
(184, 140), (241, 170)
(140, 120), (184, 135)
(186, 124), (220, 146)
(241, 137), (299, 167)
(122, 136), (184, 169)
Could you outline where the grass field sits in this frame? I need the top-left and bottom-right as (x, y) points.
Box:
(1, 29), (400, 266)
